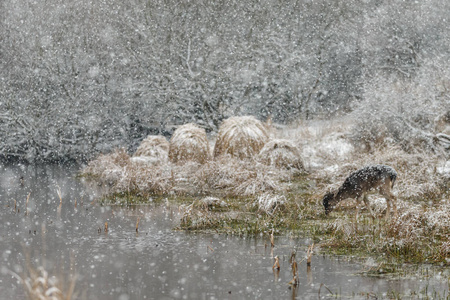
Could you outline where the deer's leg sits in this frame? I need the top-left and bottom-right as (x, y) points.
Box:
(354, 196), (361, 219)
(389, 192), (397, 218)
(385, 196), (391, 219)
(362, 193), (375, 218)
(380, 185), (397, 219)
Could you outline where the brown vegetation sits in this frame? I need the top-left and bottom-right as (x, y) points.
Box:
(318, 146), (447, 202)
(258, 139), (304, 171)
(323, 200), (450, 263)
(168, 123), (210, 164)
(82, 117), (448, 204)
(133, 135), (169, 165)
(82, 148), (130, 186)
(9, 265), (76, 300)
(213, 116), (269, 159)
(193, 157), (288, 196)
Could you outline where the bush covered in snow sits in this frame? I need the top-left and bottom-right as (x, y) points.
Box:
(350, 68), (450, 153)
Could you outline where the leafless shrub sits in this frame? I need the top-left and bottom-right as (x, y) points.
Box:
(132, 135), (169, 165)
(258, 139), (305, 172)
(350, 76), (448, 153)
(213, 116), (269, 160)
(169, 123), (210, 165)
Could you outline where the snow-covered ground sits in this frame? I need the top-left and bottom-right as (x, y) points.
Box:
(437, 160), (450, 178)
(276, 118), (355, 171)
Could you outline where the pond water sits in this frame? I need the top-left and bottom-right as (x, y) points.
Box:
(0, 164), (448, 300)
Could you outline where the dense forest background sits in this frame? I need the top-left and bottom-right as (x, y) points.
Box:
(1, 0), (449, 162)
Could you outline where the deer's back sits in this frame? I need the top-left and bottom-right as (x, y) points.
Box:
(340, 165), (397, 197)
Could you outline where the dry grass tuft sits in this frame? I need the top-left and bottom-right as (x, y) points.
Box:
(113, 163), (173, 195)
(132, 135), (169, 165)
(169, 123), (210, 165)
(258, 139), (305, 172)
(256, 193), (286, 215)
(213, 116), (269, 160)
(82, 148), (130, 185)
(81, 148), (174, 195)
(193, 156), (289, 196)
(10, 265), (76, 300)
(81, 147), (294, 198)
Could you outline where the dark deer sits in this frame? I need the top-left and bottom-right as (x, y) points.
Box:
(322, 165), (398, 218)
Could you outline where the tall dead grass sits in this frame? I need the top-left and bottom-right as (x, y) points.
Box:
(82, 149), (292, 197)
(83, 117), (447, 203)
(324, 200), (450, 263)
(132, 135), (169, 165)
(258, 139), (305, 172)
(81, 117), (308, 198)
(82, 148), (173, 195)
(9, 265), (76, 300)
(169, 123), (210, 164)
(213, 116), (269, 159)
(82, 148), (130, 186)
(193, 156), (289, 196)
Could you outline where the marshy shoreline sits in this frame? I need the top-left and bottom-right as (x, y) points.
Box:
(81, 117), (450, 270)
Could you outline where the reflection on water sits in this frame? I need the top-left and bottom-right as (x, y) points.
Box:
(0, 164), (448, 299)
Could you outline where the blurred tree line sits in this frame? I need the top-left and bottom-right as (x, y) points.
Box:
(0, 0), (449, 161)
